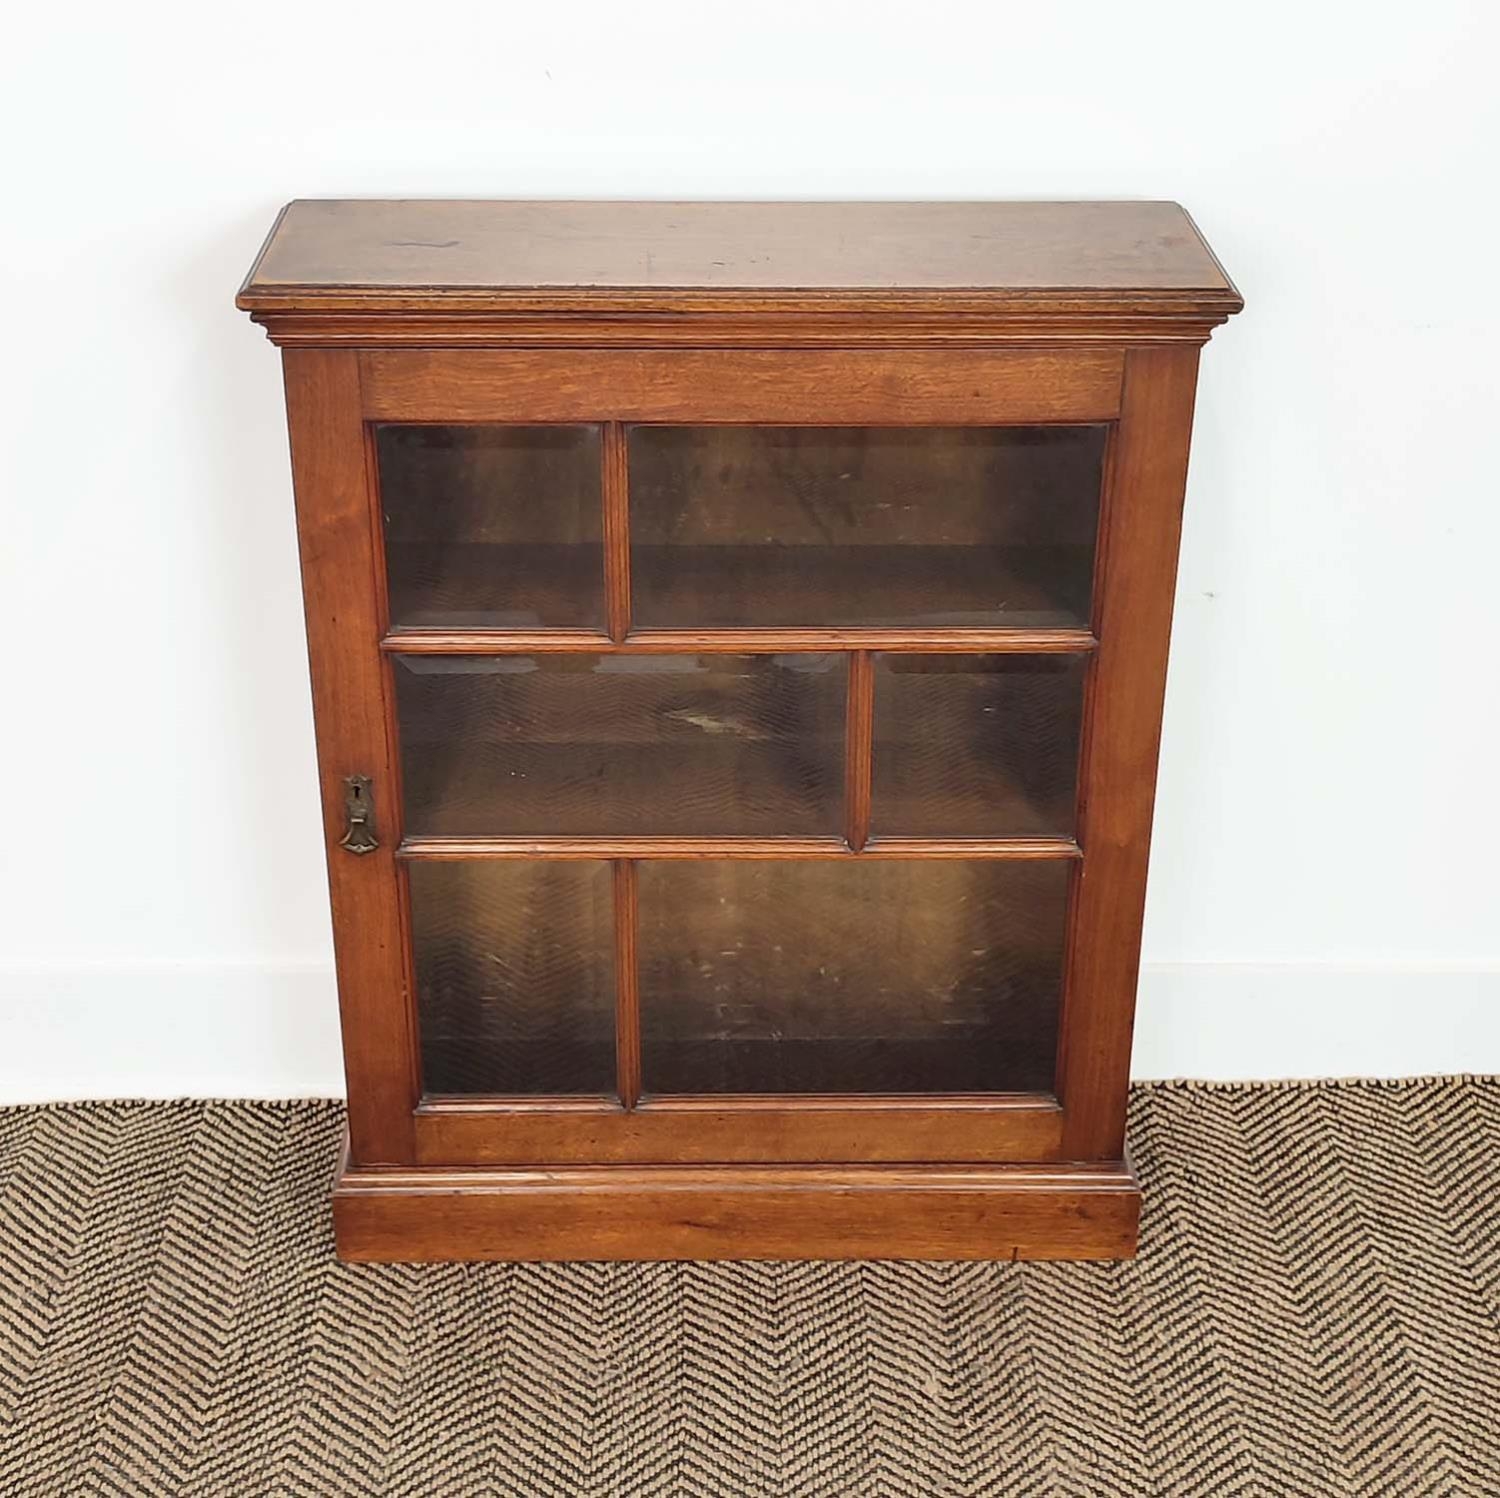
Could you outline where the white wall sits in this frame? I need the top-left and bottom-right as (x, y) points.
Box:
(2, 1), (1496, 1099)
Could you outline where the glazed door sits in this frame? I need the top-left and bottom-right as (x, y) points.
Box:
(287, 347), (1199, 1167)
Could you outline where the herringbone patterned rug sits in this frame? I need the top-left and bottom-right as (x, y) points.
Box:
(1, 1079), (1497, 1495)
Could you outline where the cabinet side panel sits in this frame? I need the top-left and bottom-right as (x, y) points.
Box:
(282, 348), (418, 1163)
(1057, 346), (1201, 1159)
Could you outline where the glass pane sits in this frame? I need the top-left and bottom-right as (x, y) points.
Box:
(872, 655), (1086, 837)
(376, 425), (603, 629)
(639, 860), (1068, 1094)
(410, 861), (614, 1094)
(629, 426), (1106, 629)
(395, 654), (844, 837)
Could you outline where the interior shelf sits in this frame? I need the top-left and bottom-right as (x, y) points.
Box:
(641, 1028), (1057, 1096)
(400, 740), (845, 838)
(385, 541), (604, 631)
(631, 542), (1096, 630)
(383, 540), (1096, 634)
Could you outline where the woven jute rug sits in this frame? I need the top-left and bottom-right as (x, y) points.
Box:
(1, 1079), (1497, 1495)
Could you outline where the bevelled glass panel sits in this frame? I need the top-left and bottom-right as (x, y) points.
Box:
(639, 860), (1069, 1094)
(410, 861), (615, 1094)
(376, 424), (603, 629)
(628, 426), (1106, 629)
(395, 654), (844, 836)
(872, 655), (1087, 837)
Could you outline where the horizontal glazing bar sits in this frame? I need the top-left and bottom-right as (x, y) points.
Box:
(417, 1092), (1062, 1114)
(382, 628), (1099, 655)
(418, 1096), (622, 1114)
(632, 1093), (1063, 1114)
(398, 836), (1082, 861)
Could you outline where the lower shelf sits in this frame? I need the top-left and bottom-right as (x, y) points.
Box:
(331, 1147), (1140, 1262)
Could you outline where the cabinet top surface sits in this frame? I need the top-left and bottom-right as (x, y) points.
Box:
(236, 199), (1240, 316)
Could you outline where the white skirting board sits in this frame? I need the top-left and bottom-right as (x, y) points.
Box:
(1127, 962), (1499, 1083)
(0, 960), (1495, 1103)
(0, 962), (347, 1102)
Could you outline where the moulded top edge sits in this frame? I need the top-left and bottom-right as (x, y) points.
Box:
(235, 199), (1244, 316)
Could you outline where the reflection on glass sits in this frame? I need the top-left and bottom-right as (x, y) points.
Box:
(638, 860), (1068, 1094)
(396, 653), (844, 837)
(377, 424), (603, 629)
(872, 655), (1086, 837)
(411, 861), (615, 1095)
(629, 426), (1106, 629)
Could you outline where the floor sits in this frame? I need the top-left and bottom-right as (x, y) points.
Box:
(1, 1078), (1496, 1495)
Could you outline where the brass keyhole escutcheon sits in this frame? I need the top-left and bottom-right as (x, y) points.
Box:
(339, 774), (378, 855)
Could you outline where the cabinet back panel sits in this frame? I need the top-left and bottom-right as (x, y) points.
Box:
(394, 653), (845, 838)
(409, 861), (616, 1095)
(630, 425), (1105, 630)
(376, 424), (604, 630)
(872, 654), (1087, 838)
(638, 859), (1069, 1095)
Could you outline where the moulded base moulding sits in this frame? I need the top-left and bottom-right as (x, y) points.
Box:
(331, 1145), (1141, 1262)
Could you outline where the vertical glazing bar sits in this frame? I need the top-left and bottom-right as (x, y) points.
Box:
(603, 422), (631, 642)
(844, 651), (875, 851)
(614, 859), (642, 1107)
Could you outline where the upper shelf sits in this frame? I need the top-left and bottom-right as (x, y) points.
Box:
(236, 200), (1243, 345)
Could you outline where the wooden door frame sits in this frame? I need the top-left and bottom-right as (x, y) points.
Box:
(283, 345), (1201, 1169)
(282, 349), (420, 1164)
(1055, 345), (1202, 1158)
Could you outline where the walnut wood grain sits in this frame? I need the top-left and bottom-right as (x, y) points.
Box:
(602, 423), (631, 642)
(281, 350), (418, 1164)
(242, 202), (1239, 347)
(251, 310), (1238, 350)
(844, 652), (874, 852)
(613, 860), (641, 1109)
(333, 1151), (1139, 1261)
(413, 1095), (1064, 1165)
(246, 199), (1240, 1262)
(359, 349), (1124, 425)
(381, 628), (1100, 655)
(241, 200), (1236, 303)
(1056, 346), (1203, 1158)
(396, 835), (1082, 861)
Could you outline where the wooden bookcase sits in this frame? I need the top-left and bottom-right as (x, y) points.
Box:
(237, 200), (1241, 1261)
